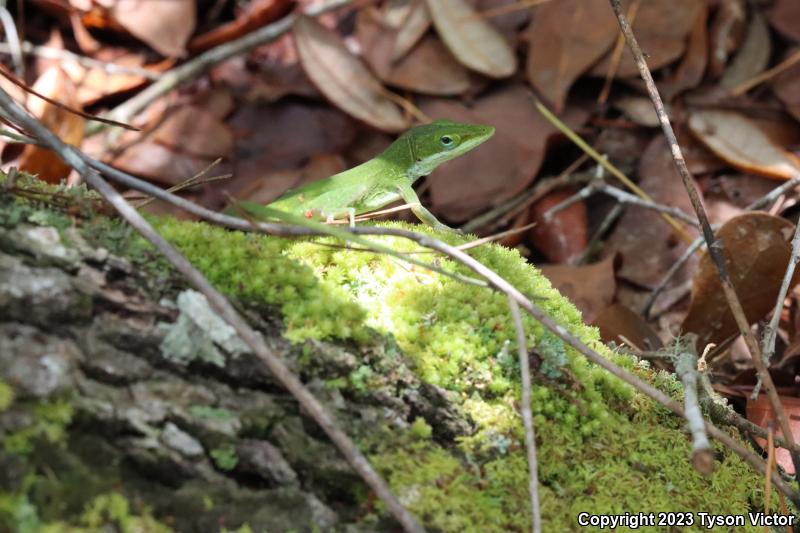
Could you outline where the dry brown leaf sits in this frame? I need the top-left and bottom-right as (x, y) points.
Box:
(767, 0), (800, 43)
(682, 212), (798, 347)
(529, 188), (587, 264)
(719, 9), (770, 90)
(688, 110), (800, 181)
(420, 84), (589, 222)
(707, 0), (746, 77)
(189, 0), (292, 52)
(110, 0), (196, 57)
(772, 48), (800, 123)
(540, 255), (616, 323)
(59, 49), (156, 106)
(613, 96), (659, 127)
(604, 136), (700, 288)
(392, 0), (431, 61)
(591, 303), (663, 351)
(424, 0), (516, 78)
(223, 102), (356, 201)
(357, 10), (469, 96)
(18, 67), (85, 184)
(237, 153), (346, 204)
(151, 106), (234, 159)
(526, 0), (618, 112)
(590, 0), (702, 78)
(293, 15), (410, 132)
(659, 3), (708, 101)
(111, 142), (208, 186)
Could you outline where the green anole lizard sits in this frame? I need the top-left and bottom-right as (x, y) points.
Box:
(238, 120), (495, 232)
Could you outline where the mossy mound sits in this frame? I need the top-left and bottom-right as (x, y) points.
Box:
(147, 218), (768, 531)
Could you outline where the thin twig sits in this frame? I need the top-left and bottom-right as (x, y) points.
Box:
(0, 6), (23, 76)
(644, 172), (800, 316)
(0, 86), (427, 533)
(533, 97), (694, 243)
(544, 179), (700, 227)
(459, 156), (590, 234)
(0, 42), (161, 80)
(508, 296), (542, 533)
(674, 347), (713, 475)
(576, 203), (622, 265)
(641, 235), (703, 318)
(730, 48), (800, 97)
(608, 0), (800, 480)
(761, 221), (800, 364)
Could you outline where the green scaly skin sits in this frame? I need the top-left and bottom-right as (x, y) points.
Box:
(262, 120), (495, 232)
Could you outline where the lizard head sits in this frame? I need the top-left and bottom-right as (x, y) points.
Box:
(402, 120), (495, 178)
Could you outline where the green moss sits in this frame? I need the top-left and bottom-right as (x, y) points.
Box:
(0, 380), (13, 412)
(4, 398), (73, 456)
(211, 443), (239, 471)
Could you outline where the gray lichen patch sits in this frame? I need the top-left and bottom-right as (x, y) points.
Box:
(159, 290), (254, 367)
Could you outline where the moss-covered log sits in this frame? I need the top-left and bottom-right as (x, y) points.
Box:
(0, 182), (778, 532)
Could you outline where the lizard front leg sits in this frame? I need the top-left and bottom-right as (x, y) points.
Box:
(396, 183), (457, 233)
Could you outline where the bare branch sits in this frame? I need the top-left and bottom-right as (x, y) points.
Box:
(508, 296), (542, 533)
(607, 0), (800, 479)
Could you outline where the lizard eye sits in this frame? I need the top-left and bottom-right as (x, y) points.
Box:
(440, 135), (455, 147)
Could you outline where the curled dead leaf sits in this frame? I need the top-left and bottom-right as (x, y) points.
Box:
(540, 255), (617, 323)
(424, 0), (516, 78)
(526, 0), (617, 112)
(18, 67), (85, 184)
(110, 0), (196, 57)
(688, 110), (800, 181)
(293, 15), (410, 132)
(682, 212), (799, 346)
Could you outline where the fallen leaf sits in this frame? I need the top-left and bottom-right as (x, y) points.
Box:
(591, 303), (663, 351)
(604, 136), (700, 288)
(111, 142), (209, 186)
(237, 153), (346, 204)
(293, 15), (410, 132)
(590, 0), (702, 78)
(540, 255), (616, 322)
(18, 67), (85, 183)
(192, 86), (236, 119)
(772, 48), (800, 123)
(151, 105), (234, 159)
(659, 3), (708, 101)
(529, 188), (587, 264)
(699, 173), (777, 227)
(110, 0), (196, 57)
(189, 0), (293, 52)
(392, 0), (431, 61)
(357, 10), (469, 96)
(747, 393), (800, 474)
(719, 9), (770, 90)
(613, 96), (659, 127)
(688, 110), (800, 181)
(707, 0), (746, 77)
(682, 212), (798, 346)
(223, 102), (356, 201)
(424, 0), (516, 78)
(767, 0), (800, 43)
(526, 0), (618, 111)
(58, 49), (162, 106)
(420, 84), (589, 222)
(476, 0), (531, 34)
